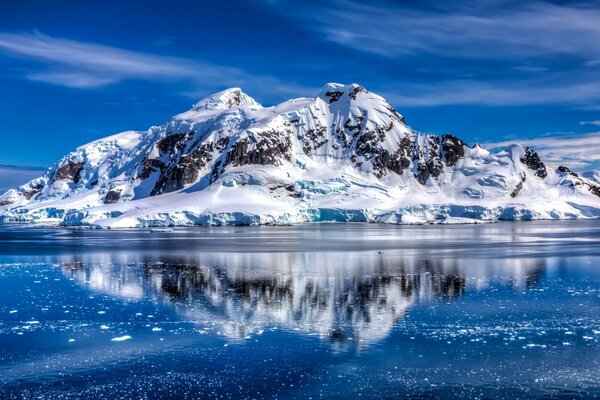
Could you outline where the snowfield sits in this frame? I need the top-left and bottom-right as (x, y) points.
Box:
(1, 83), (599, 228)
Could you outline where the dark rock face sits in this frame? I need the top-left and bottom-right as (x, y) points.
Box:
(104, 190), (121, 204)
(413, 136), (444, 185)
(151, 128), (293, 195)
(225, 131), (292, 167)
(441, 135), (466, 166)
(520, 147), (547, 178)
(348, 85), (366, 100)
(415, 162), (431, 185)
(510, 181), (524, 198)
(558, 166), (578, 177)
(425, 137), (444, 179)
(157, 132), (189, 154)
(324, 90), (343, 103)
(300, 126), (328, 154)
(589, 184), (600, 197)
(139, 159), (166, 180)
(23, 183), (44, 200)
(53, 161), (84, 183)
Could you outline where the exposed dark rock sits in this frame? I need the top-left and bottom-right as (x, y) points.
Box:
(589, 184), (600, 197)
(324, 90), (343, 103)
(23, 183), (44, 200)
(510, 181), (524, 198)
(104, 190), (121, 204)
(301, 126), (328, 154)
(415, 162), (431, 185)
(216, 136), (229, 151)
(151, 143), (215, 195)
(441, 134), (466, 166)
(224, 91), (243, 108)
(558, 166), (578, 177)
(139, 159), (166, 180)
(53, 161), (84, 183)
(411, 136), (444, 184)
(426, 137), (444, 179)
(520, 147), (547, 178)
(157, 133), (189, 154)
(226, 131), (292, 167)
(348, 85), (366, 100)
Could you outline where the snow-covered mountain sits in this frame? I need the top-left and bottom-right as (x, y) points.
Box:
(1, 83), (599, 227)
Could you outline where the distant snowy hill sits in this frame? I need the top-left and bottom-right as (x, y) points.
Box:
(1, 83), (599, 228)
(0, 165), (46, 195)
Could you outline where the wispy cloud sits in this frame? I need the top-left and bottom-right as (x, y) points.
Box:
(580, 120), (600, 127)
(276, 0), (600, 60)
(0, 31), (314, 100)
(263, 0), (600, 108)
(483, 132), (600, 170)
(378, 76), (600, 107)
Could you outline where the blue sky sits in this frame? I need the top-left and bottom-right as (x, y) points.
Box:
(1, 0), (599, 171)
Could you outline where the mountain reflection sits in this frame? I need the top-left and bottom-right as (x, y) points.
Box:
(60, 252), (545, 349)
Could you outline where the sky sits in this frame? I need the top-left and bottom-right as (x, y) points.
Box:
(1, 0), (600, 175)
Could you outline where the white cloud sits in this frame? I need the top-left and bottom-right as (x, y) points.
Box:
(263, 0), (600, 107)
(283, 0), (600, 60)
(483, 132), (600, 170)
(378, 77), (600, 107)
(580, 120), (600, 126)
(0, 31), (315, 100)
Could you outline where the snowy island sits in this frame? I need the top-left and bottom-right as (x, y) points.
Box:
(1, 83), (599, 228)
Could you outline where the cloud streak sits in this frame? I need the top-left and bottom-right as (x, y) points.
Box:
(0, 31), (314, 99)
(264, 0), (600, 107)
(580, 120), (600, 127)
(281, 0), (600, 60)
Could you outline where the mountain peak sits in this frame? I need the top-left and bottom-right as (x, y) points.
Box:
(2, 82), (600, 228)
(318, 83), (367, 103)
(192, 88), (262, 111)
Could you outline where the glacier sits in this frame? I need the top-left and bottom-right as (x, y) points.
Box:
(1, 83), (599, 228)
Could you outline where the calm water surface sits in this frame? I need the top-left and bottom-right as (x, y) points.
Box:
(0, 221), (599, 399)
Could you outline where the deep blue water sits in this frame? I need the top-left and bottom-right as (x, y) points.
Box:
(0, 221), (599, 399)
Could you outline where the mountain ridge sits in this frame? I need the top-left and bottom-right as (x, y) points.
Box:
(1, 83), (599, 228)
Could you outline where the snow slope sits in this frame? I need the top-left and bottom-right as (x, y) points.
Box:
(1, 83), (599, 228)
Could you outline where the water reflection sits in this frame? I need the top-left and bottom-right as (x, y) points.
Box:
(60, 252), (545, 349)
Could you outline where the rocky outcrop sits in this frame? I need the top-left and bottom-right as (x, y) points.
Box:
(104, 190), (121, 204)
(52, 161), (84, 183)
(520, 147), (547, 178)
(441, 134), (466, 166)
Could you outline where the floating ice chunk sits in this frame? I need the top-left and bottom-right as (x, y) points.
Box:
(68, 339), (75, 343)
(97, 311), (106, 314)
(111, 335), (132, 342)
(152, 327), (162, 332)
(9, 310), (17, 314)
(100, 325), (109, 330)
